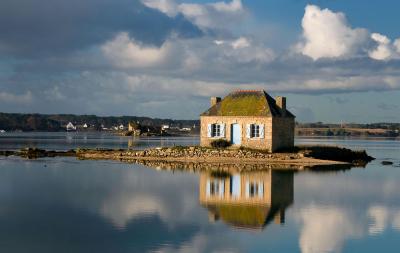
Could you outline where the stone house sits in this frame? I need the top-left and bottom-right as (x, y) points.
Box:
(199, 170), (293, 229)
(200, 90), (295, 152)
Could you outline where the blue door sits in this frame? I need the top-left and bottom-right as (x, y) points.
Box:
(231, 124), (241, 145)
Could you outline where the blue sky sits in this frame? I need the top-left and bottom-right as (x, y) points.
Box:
(0, 0), (399, 122)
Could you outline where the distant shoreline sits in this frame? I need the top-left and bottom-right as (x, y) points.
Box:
(1, 130), (399, 139)
(0, 112), (399, 137)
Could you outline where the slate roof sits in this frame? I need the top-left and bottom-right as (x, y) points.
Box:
(201, 90), (295, 117)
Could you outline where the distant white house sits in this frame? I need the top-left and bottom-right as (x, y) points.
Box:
(0, 130), (6, 133)
(181, 127), (191, 131)
(119, 124), (124, 130)
(161, 124), (170, 130)
(83, 123), (88, 128)
(66, 122), (76, 131)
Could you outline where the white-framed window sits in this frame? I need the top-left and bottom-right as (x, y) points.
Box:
(246, 124), (264, 139)
(245, 181), (264, 199)
(212, 124), (221, 137)
(206, 179), (225, 197)
(207, 123), (225, 138)
(250, 124), (260, 138)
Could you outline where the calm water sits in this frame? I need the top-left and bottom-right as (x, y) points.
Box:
(0, 133), (400, 253)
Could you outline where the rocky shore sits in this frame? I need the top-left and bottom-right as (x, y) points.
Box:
(127, 159), (354, 173)
(76, 146), (374, 166)
(0, 145), (374, 168)
(0, 148), (76, 159)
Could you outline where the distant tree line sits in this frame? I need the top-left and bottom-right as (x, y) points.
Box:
(1, 113), (398, 134)
(0, 113), (199, 131)
(296, 122), (400, 137)
(296, 122), (400, 130)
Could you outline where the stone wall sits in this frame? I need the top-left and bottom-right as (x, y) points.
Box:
(200, 116), (295, 152)
(271, 117), (295, 152)
(200, 116), (273, 151)
(199, 171), (272, 205)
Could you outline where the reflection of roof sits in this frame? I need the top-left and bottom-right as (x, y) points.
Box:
(203, 203), (282, 230)
(201, 90), (294, 117)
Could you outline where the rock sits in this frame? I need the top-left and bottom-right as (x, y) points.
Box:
(381, 161), (394, 165)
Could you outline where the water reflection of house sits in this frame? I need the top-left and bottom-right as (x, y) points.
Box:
(127, 138), (138, 149)
(199, 170), (293, 230)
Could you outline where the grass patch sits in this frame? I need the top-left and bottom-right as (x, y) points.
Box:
(219, 94), (269, 116)
(285, 145), (375, 164)
(239, 146), (270, 154)
(211, 139), (231, 148)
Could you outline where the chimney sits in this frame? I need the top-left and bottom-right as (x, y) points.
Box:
(210, 97), (221, 107)
(274, 209), (285, 225)
(276, 96), (286, 113)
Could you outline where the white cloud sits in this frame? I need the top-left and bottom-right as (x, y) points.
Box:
(214, 36), (275, 63)
(0, 91), (33, 104)
(298, 205), (362, 253)
(123, 74), (235, 97)
(365, 206), (400, 234)
(210, 0), (243, 13)
(264, 75), (400, 93)
(142, 0), (245, 29)
(395, 38), (400, 53)
(43, 86), (66, 101)
(141, 0), (178, 17)
(298, 5), (400, 61)
(392, 211), (400, 231)
(231, 37), (250, 49)
(100, 194), (167, 228)
(101, 32), (172, 68)
(298, 5), (369, 60)
(369, 33), (394, 60)
(368, 205), (389, 235)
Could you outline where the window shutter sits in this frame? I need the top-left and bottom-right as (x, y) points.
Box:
(259, 124), (264, 138)
(206, 180), (210, 197)
(220, 123), (225, 137)
(219, 180), (224, 197)
(207, 124), (212, 137)
(258, 182), (264, 197)
(246, 124), (251, 138)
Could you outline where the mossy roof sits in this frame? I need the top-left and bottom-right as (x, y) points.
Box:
(201, 90), (295, 118)
(205, 203), (281, 229)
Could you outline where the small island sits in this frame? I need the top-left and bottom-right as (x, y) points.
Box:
(0, 144), (374, 170)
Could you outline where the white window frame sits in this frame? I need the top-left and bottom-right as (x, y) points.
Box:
(250, 124), (260, 138)
(207, 123), (225, 138)
(206, 179), (225, 197)
(246, 124), (264, 139)
(212, 124), (221, 137)
(245, 181), (264, 199)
